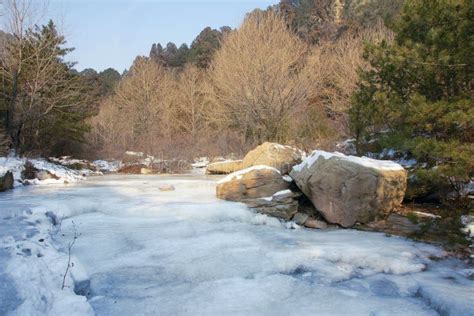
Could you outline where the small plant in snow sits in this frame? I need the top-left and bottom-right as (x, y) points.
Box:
(61, 221), (80, 290)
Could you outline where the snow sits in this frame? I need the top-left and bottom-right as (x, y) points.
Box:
(461, 215), (474, 255)
(462, 215), (474, 238)
(274, 189), (292, 197)
(260, 189), (294, 202)
(92, 159), (121, 172)
(335, 138), (357, 155)
(124, 151), (143, 157)
(217, 165), (280, 184)
(273, 144), (306, 159)
(192, 157), (209, 168)
(1, 175), (473, 315)
(0, 156), (88, 187)
(293, 150), (405, 173)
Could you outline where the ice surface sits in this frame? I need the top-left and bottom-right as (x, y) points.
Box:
(293, 150), (405, 172)
(0, 174), (473, 315)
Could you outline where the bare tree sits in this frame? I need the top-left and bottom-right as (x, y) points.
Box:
(208, 10), (309, 146)
(173, 65), (207, 141)
(90, 57), (174, 156)
(302, 21), (393, 142)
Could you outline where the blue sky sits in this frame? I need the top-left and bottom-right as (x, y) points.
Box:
(46, 0), (278, 72)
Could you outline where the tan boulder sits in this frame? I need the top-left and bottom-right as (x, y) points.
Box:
(290, 150), (407, 227)
(207, 160), (244, 175)
(216, 166), (290, 201)
(242, 142), (303, 174)
(140, 168), (155, 175)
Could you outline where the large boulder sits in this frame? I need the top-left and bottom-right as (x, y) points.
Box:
(290, 150), (407, 227)
(207, 160), (244, 175)
(216, 166), (290, 201)
(242, 142), (303, 175)
(0, 171), (14, 192)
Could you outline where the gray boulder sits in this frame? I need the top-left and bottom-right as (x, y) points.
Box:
(0, 171), (14, 192)
(290, 150), (407, 227)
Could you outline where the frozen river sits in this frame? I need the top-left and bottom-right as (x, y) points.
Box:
(1, 175), (473, 315)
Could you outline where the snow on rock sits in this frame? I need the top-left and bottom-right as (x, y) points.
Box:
(273, 189), (292, 197)
(462, 215), (474, 238)
(282, 175), (293, 182)
(335, 138), (357, 155)
(258, 188), (292, 202)
(293, 150), (405, 173)
(461, 215), (474, 255)
(92, 160), (121, 173)
(0, 175), (473, 315)
(0, 156), (26, 187)
(124, 151), (144, 157)
(122, 151), (156, 167)
(216, 165), (290, 202)
(192, 157), (209, 169)
(217, 165), (281, 184)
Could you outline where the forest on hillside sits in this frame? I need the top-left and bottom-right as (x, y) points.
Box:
(0, 0), (472, 204)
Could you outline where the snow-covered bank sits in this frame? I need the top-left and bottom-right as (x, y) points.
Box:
(0, 155), (117, 189)
(0, 156), (84, 187)
(1, 175), (473, 315)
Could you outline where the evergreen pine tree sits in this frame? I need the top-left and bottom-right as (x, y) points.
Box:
(349, 0), (473, 199)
